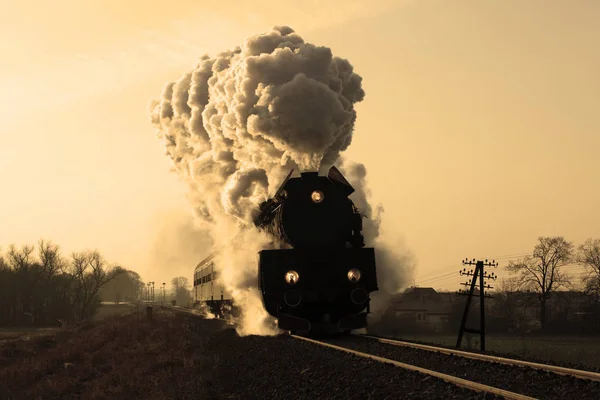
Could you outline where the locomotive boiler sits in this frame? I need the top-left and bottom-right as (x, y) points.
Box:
(254, 166), (379, 334)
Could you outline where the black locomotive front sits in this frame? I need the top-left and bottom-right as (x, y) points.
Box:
(255, 167), (378, 333)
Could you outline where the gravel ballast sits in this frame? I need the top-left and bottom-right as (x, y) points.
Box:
(191, 318), (500, 399)
(322, 334), (600, 400)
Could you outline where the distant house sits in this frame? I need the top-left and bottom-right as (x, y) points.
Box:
(547, 290), (594, 328)
(373, 286), (599, 335)
(486, 290), (593, 333)
(385, 287), (453, 332)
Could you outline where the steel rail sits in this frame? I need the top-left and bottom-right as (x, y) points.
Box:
(359, 334), (600, 382)
(291, 334), (535, 400)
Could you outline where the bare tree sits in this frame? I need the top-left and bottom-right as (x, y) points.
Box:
(577, 238), (600, 301)
(28, 240), (65, 324)
(507, 236), (573, 330)
(171, 277), (192, 306)
(99, 268), (144, 303)
(38, 240), (64, 276)
(0, 249), (11, 324)
(0, 249), (6, 269)
(171, 277), (190, 291)
(5, 245), (37, 323)
(70, 250), (122, 320)
(0, 240), (129, 326)
(6, 244), (35, 270)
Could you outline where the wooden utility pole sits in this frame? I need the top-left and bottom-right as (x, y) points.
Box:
(456, 258), (497, 352)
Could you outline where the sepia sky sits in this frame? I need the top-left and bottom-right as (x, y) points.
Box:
(1, 0), (598, 291)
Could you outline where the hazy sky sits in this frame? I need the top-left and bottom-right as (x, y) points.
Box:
(1, 0), (598, 291)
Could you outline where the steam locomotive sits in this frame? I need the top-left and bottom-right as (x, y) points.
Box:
(193, 166), (379, 334)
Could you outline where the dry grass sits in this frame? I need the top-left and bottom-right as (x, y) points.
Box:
(0, 328), (60, 343)
(0, 310), (218, 400)
(0, 303), (136, 343)
(92, 303), (137, 322)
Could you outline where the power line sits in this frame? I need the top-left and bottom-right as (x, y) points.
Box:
(416, 264), (518, 287)
(411, 251), (594, 289)
(415, 276), (463, 288)
(413, 263), (464, 280)
(482, 252), (532, 260)
(415, 252), (531, 281)
(415, 270), (457, 284)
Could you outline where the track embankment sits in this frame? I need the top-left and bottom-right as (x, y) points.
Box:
(0, 309), (487, 399)
(166, 305), (497, 399)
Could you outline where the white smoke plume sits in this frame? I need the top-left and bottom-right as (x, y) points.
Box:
(150, 26), (412, 335)
(191, 301), (217, 319)
(149, 209), (213, 279)
(332, 158), (416, 323)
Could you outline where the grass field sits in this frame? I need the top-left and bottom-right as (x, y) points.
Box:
(0, 308), (217, 399)
(0, 327), (60, 342)
(0, 303), (137, 342)
(92, 303), (137, 321)
(383, 332), (600, 370)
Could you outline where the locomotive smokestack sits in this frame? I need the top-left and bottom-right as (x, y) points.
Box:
(300, 172), (319, 178)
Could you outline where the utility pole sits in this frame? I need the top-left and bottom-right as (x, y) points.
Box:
(162, 283), (166, 305)
(456, 258), (497, 352)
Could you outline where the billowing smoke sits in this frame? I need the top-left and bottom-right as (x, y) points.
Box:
(150, 26), (413, 335)
(332, 158), (416, 323)
(149, 209), (213, 280)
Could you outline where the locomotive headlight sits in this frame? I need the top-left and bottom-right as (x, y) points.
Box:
(347, 268), (362, 283)
(311, 190), (324, 203)
(285, 270), (300, 285)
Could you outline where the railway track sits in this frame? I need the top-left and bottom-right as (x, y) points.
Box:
(359, 334), (600, 382)
(162, 305), (600, 399)
(290, 334), (533, 400)
(296, 333), (600, 400)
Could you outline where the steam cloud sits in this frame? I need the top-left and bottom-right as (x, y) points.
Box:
(150, 26), (414, 335)
(149, 210), (213, 279)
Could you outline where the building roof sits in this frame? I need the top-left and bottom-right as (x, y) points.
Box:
(388, 287), (453, 314)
